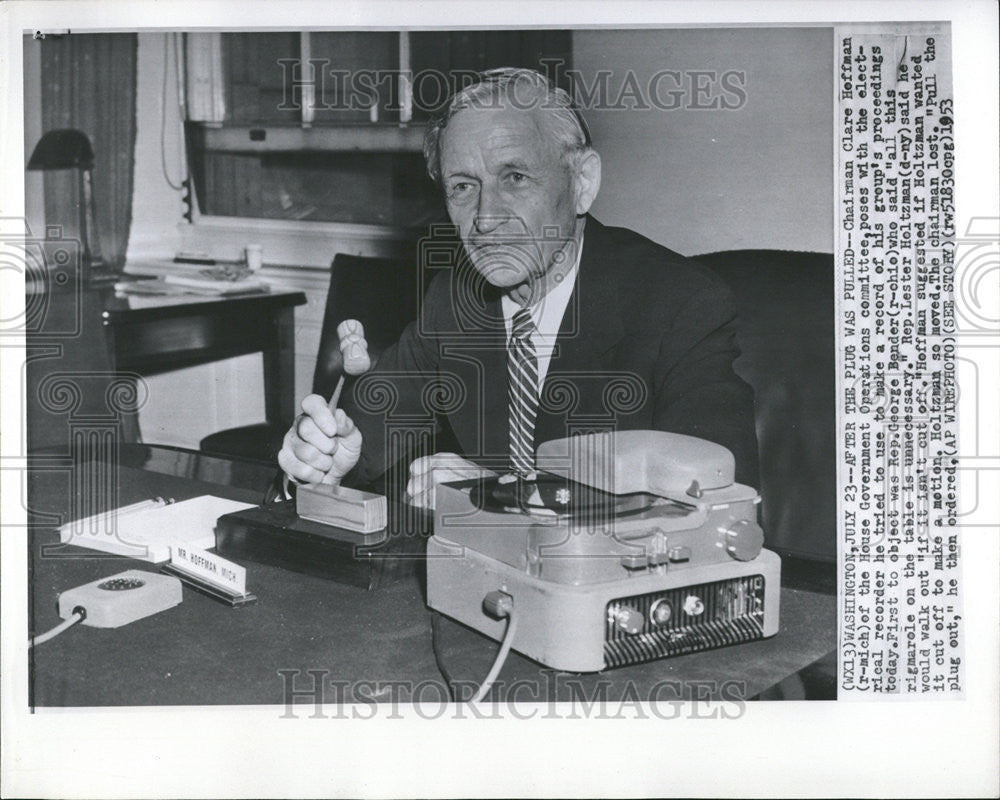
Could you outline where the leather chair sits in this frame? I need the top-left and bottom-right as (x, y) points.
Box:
(199, 252), (426, 463)
(694, 249), (836, 562)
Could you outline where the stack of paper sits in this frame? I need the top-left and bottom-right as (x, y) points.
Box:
(58, 495), (256, 563)
(162, 274), (270, 295)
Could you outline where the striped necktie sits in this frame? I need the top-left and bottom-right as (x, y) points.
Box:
(507, 307), (539, 476)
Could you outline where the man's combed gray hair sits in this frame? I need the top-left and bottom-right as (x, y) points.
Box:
(423, 67), (593, 184)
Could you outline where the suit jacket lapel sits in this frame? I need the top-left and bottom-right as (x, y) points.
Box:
(535, 216), (626, 447)
(441, 284), (509, 467)
(475, 296), (509, 462)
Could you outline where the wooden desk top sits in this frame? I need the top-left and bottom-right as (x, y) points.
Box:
(25, 281), (306, 335)
(27, 446), (837, 707)
(100, 287), (306, 322)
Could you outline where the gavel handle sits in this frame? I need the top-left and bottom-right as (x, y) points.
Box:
(329, 374), (346, 412)
(280, 374), (349, 501)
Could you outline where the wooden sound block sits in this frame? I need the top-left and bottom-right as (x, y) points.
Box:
(296, 483), (387, 533)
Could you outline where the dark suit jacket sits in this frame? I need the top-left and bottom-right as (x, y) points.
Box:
(342, 216), (760, 490)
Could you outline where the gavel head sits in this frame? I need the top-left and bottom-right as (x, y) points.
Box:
(336, 319), (372, 375)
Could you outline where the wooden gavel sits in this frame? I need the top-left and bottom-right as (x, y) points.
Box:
(280, 319), (371, 500)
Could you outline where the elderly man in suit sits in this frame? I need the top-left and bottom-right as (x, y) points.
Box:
(278, 68), (758, 507)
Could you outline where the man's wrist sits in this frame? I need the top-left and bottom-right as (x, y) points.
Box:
(285, 472), (342, 488)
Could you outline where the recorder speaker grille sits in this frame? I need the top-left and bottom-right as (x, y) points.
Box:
(603, 575), (766, 668)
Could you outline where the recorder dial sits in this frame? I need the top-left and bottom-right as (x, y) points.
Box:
(683, 595), (705, 616)
(723, 519), (764, 562)
(612, 607), (644, 635)
(650, 598), (673, 625)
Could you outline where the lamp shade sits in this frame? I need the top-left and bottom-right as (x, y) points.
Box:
(27, 129), (95, 171)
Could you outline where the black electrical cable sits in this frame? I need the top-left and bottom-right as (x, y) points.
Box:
(262, 470), (290, 506)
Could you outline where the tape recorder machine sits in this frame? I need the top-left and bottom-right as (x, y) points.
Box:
(426, 430), (780, 673)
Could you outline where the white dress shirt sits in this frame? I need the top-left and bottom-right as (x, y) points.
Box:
(500, 237), (582, 393)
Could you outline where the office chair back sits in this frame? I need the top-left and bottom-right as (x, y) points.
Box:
(695, 249), (835, 562)
(312, 252), (427, 399)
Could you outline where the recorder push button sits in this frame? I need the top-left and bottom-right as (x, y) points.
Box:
(667, 545), (691, 563)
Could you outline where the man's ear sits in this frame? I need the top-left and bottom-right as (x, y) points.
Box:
(573, 150), (602, 216)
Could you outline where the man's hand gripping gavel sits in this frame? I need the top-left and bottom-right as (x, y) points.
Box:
(278, 318), (493, 507)
(278, 320), (370, 487)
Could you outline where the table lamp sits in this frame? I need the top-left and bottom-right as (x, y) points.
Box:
(27, 128), (116, 285)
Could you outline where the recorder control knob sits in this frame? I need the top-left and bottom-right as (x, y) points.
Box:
(723, 519), (764, 562)
(683, 595), (705, 616)
(612, 607), (644, 635)
(649, 599), (673, 625)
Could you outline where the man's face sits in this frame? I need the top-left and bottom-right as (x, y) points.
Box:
(438, 103), (579, 290)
